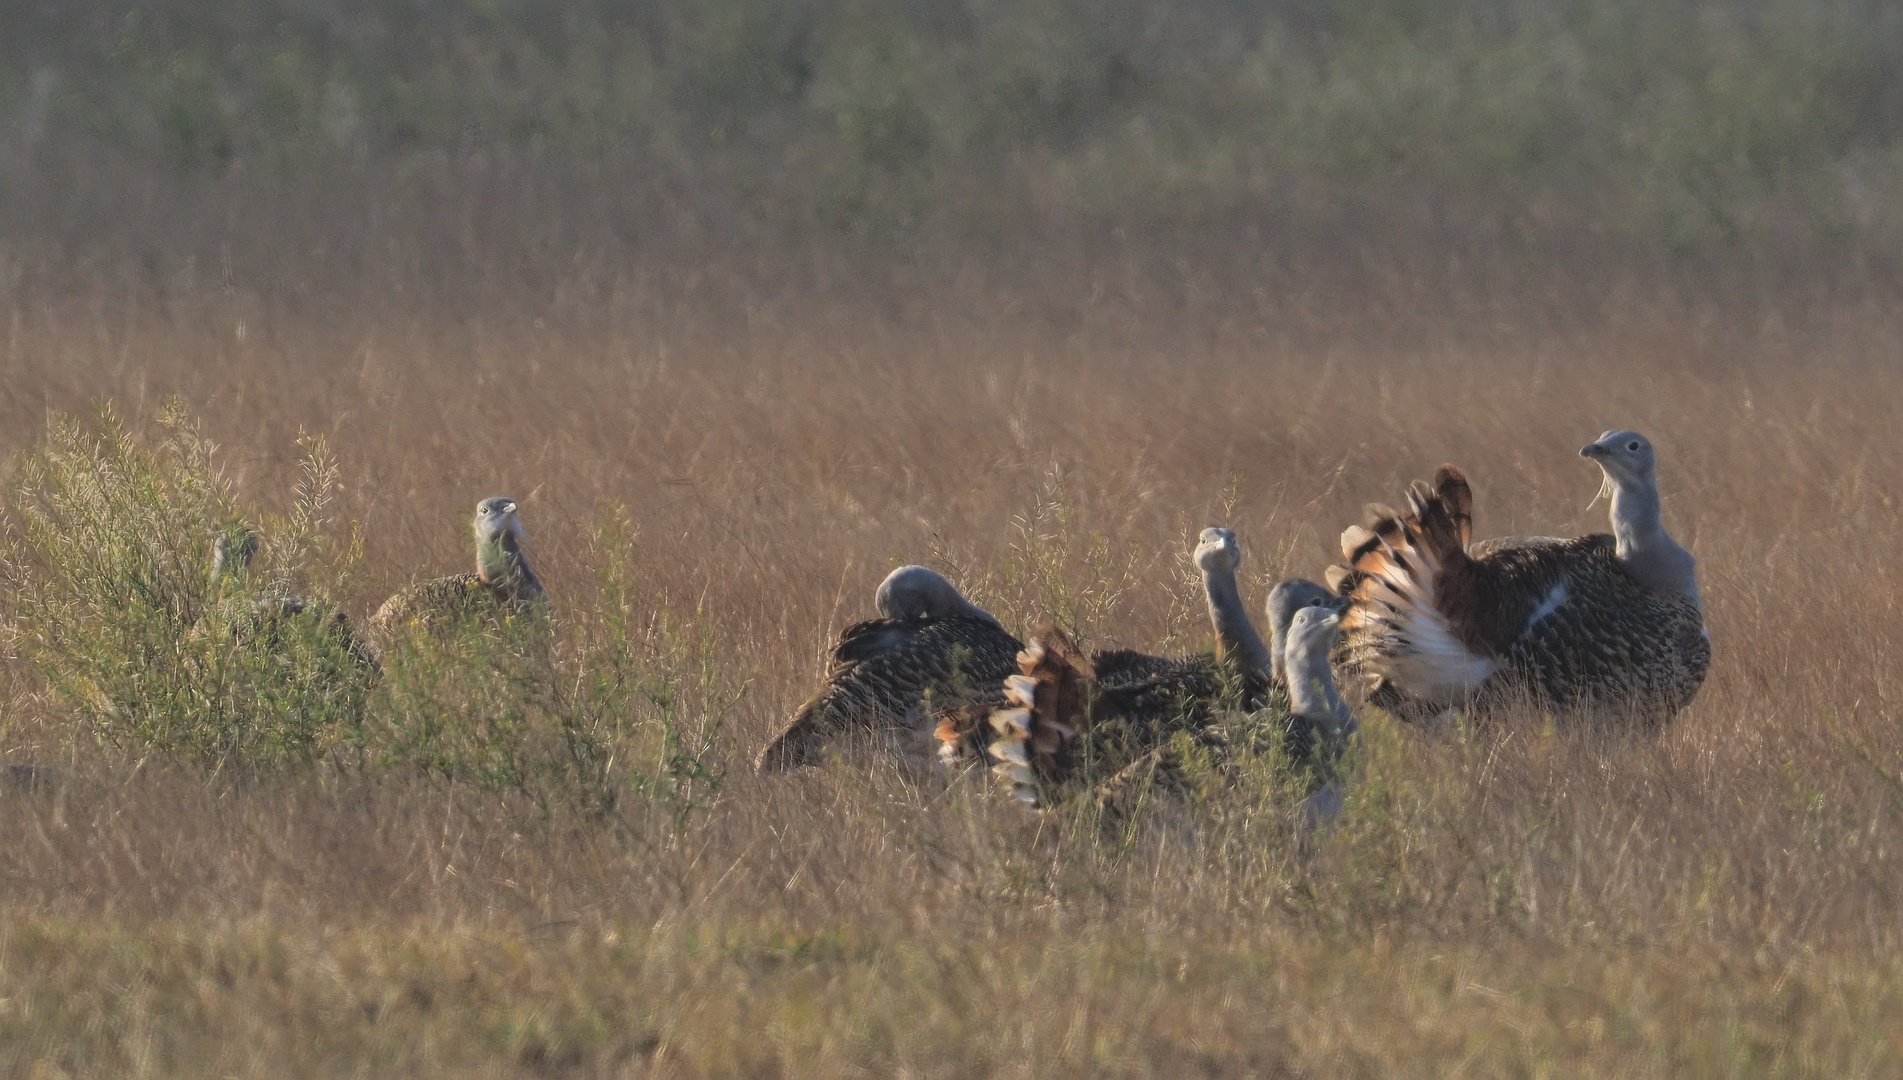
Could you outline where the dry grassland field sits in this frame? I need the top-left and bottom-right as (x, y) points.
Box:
(6, 2), (1903, 1076)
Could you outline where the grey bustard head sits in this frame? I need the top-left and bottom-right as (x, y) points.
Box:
(1580, 430), (1698, 602)
(1192, 527), (1242, 576)
(1581, 429), (1657, 506)
(472, 497), (542, 599)
(210, 523), (260, 583)
(474, 497), (526, 545)
(874, 565), (1002, 626)
(1266, 578), (1337, 686)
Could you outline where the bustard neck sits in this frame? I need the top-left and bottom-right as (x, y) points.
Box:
(1204, 563), (1273, 680)
(476, 529), (539, 597)
(1608, 477), (1700, 603)
(1285, 637), (1351, 737)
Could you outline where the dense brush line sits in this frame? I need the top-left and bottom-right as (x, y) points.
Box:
(4, 0), (1902, 252)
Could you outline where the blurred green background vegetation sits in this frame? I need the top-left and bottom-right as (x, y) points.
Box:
(4, 0), (1901, 255)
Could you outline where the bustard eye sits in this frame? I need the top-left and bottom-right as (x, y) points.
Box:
(1626, 441), (1641, 451)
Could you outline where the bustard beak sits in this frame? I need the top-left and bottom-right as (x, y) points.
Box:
(1581, 442), (1616, 510)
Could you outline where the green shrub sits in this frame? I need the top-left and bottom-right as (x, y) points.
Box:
(3, 401), (370, 772)
(1, 407), (736, 826)
(358, 611), (608, 812)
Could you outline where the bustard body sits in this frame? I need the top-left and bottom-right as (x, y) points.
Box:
(757, 565), (1023, 773)
(369, 497), (545, 645)
(944, 528), (1279, 804)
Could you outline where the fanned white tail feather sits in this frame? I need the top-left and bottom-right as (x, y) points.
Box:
(934, 628), (1089, 807)
(1340, 516), (1496, 706)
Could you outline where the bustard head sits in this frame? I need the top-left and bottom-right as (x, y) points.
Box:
(874, 565), (1002, 626)
(1267, 578), (1336, 637)
(211, 523), (260, 583)
(1193, 527), (1243, 576)
(1580, 429), (1656, 501)
(1267, 578), (1339, 685)
(1286, 601), (1344, 654)
(473, 497), (526, 547)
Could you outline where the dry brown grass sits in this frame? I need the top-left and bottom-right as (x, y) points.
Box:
(4, 220), (1903, 1076)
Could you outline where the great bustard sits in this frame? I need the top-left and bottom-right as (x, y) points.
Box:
(1281, 596), (1357, 828)
(1328, 430), (1708, 724)
(206, 521), (377, 671)
(755, 565), (1024, 774)
(368, 497), (547, 647)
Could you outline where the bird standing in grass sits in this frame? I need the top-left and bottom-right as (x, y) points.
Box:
(756, 565), (1023, 773)
(1281, 597), (1357, 827)
(1328, 430), (1708, 725)
(369, 497), (547, 643)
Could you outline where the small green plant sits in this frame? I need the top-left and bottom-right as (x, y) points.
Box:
(359, 609), (612, 813)
(571, 508), (741, 832)
(995, 470), (1142, 638)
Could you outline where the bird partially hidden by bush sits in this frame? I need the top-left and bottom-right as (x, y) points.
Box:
(203, 520), (378, 673)
(368, 497), (547, 650)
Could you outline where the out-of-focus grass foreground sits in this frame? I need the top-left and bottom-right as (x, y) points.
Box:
(4, 1), (1903, 1075)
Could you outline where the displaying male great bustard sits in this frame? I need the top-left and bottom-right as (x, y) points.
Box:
(1329, 431), (1708, 723)
(369, 497), (546, 645)
(756, 565), (1024, 773)
(939, 527), (1283, 803)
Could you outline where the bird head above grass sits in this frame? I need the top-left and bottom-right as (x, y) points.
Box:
(874, 565), (1000, 626)
(1267, 579), (1336, 632)
(1193, 526), (1242, 576)
(473, 497), (526, 547)
(1285, 601), (1345, 652)
(1581, 429), (1657, 504)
